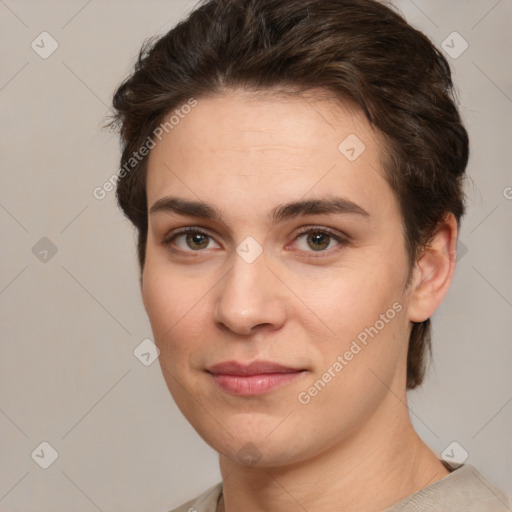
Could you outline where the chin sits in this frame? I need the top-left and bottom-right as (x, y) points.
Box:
(218, 440), (301, 468)
(196, 419), (323, 469)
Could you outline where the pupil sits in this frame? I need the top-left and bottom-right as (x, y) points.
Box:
(308, 232), (329, 251)
(187, 233), (208, 250)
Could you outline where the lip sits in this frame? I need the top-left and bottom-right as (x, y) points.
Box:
(206, 360), (306, 396)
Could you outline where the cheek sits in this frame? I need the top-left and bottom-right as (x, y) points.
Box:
(142, 267), (175, 338)
(143, 244), (196, 322)
(292, 304), (408, 444)
(142, 258), (193, 351)
(291, 257), (405, 338)
(293, 251), (410, 390)
(141, 257), (220, 366)
(141, 269), (224, 442)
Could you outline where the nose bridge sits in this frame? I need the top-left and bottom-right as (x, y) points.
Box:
(214, 249), (286, 334)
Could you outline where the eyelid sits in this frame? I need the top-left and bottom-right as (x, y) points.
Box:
(293, 225), (348, 241)
(288, 225), (350, 255)
(161, 225), (350, 255)
(161, 226), (222, 251)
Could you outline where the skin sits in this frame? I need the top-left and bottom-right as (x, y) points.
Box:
(142, 88), (458, 512)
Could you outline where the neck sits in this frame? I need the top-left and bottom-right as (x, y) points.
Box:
(218, 391), (450, 512)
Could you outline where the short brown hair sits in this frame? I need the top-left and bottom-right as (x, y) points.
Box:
(109, 0), (469, 389)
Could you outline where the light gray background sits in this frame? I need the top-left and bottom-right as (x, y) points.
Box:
(1, 1), (511, 511)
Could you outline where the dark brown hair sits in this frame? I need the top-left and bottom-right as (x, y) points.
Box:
(109, 0), (469, 389)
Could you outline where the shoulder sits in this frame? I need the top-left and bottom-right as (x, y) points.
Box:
(167, 482), (223, 512)
(386, 464), (512, 512)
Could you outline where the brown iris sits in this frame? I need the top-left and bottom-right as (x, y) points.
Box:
(307, 232), (330, 251)
(186, 232), (209, 250)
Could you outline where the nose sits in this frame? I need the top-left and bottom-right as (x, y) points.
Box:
(213, 251), (288, 336)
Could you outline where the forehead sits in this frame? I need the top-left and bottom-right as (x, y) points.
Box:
(145, 89), (395, 221)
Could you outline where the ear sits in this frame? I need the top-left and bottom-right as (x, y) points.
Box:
(407, 213), (459, 323)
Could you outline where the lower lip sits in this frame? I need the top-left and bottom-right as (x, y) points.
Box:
(209, 372), (304, 395)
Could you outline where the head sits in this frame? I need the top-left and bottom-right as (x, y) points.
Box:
(109, 0), (468, 467)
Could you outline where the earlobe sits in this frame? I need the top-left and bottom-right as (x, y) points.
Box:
(407, 214), (458, 323)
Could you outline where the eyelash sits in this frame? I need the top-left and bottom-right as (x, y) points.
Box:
(162, 227), (216, 253)
(292, 226), (348, 258)
(162, 225), (349, 258)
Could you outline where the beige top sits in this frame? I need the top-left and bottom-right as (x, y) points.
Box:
(168, 464), (512, 512)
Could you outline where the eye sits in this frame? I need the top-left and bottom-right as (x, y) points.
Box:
(292, 227), (347, 254)
(163, 228), (220, 252)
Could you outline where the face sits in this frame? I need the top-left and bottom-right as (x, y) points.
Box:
(142, 89), (415, 468)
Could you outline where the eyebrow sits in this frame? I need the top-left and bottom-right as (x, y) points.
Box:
(271, 197), (370, 223)
(149, 196), (370, 223)
(150, 197), (220, 219)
